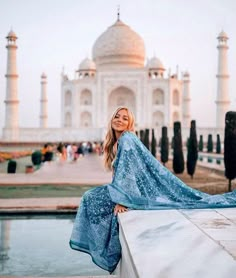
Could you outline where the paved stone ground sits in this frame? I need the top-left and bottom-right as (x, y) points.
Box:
(0, 197), (80, 212)
(0, 154), (112, 185)
(0, 154), (110, 212)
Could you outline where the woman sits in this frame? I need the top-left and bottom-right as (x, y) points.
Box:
(70, 106), (236, 273)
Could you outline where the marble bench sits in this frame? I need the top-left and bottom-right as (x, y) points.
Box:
(118, 208), (236, 278)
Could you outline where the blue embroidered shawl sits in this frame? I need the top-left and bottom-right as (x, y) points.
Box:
(109, 131), (236, 209)
(70, 131), (236, 273)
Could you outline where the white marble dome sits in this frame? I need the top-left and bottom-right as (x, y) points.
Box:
(79, 58), (96, 71)
(41, 72), (47, 78)
(92, 19), (145, 68)
(148, 57), (165, 69)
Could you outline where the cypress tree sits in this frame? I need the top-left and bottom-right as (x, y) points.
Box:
(31, 151), (42, 166)
(7, 160), (17, 174)
(171, 136), (174, 149)
(140, 129), (145, 143)
(144, 129), (150, 150)
(187, 120), (198, 179)
(216, 134), (221, 154)
(207, 134), (213, 152)
(173, 122), (184, 174)
(186, 137), (189, 148)
(151, 129), (157, 157)
(160, 126), (169, 166)
(199, 135), (204, 152)
(224, 111), (236, 191)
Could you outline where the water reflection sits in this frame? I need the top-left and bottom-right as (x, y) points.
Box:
(0, 220), (10, 272)
(0, 215), (108, 276)
(198, 155), (223, 165)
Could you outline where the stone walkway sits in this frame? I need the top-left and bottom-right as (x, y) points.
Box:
(0, 154), (112, 212)
(0, 197), (80, 212)
(0, 154), (112, 185)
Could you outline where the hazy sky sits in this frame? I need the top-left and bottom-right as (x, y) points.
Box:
(0, 0), (236, 134)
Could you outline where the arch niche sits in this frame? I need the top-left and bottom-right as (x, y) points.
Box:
(173, 89), (180, 106)
(108, 86), (136, 119)
(80, 89), (92, 105)
(65, 112), (72, 127)
(153, 89), (164, 105)
(173, 111), (179, 123)
(152, 111), (164, 127)
(65, 90), (72, 106)
(80, 111), (92, 127)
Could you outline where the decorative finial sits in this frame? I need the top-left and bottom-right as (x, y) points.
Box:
(117, 5), (120, 21)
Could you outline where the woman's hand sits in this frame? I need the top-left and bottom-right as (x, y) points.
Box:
(114, 204), (128, 215)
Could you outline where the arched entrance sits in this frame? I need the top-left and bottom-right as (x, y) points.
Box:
(152, 111), (164, 127)
(108, 86), (136, 119)
(80, 111), (92, 127)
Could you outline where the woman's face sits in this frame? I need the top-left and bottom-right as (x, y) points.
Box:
(112, 109), (129, 133)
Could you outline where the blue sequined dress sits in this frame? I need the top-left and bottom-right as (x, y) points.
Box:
(69, 131), (236, 273)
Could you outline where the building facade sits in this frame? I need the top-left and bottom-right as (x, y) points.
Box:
(61, 18), (191, 131)
(1, 18), (229, 143)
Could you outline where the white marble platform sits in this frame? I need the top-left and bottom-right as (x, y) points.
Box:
(118, 208), (236, 278)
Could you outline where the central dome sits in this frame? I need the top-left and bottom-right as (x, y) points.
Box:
(92, 19), (145, 68)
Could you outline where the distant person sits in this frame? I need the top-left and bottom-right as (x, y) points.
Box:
(66, 144), (73, 162)
(56, 143), (67, 161)
(76, 143), (84, 158)
(70, 106), (236, 273)
(42, 143), (53, 162)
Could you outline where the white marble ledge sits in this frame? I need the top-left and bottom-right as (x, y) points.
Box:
(118, 208), (236, 278)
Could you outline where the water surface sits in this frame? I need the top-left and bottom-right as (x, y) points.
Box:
(0, 215), (108, 276)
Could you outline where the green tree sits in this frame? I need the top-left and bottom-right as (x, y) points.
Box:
(140, 129), (145, 144)
(187, 120), (198, 179)
(144, 129), (150, 150)
(216, 134), (221, 154)
(207, 134), (213, 153)
(151, 129), (157, 157)
(173, 122), (184, 174)
(160, 126), (169, 166)
(224, 111), (236, 191)
(31, 151), (42, 166)
(198, 135), (204, 151)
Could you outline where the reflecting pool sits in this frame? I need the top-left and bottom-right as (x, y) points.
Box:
(0, 215), (108, 276)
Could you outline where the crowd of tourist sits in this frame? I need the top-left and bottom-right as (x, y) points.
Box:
(40, 141), (103, 163)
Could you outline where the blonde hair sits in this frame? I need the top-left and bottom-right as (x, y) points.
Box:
(103, 106), (135, 170)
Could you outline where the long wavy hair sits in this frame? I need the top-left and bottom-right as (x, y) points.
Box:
(103, 106), (135, 170)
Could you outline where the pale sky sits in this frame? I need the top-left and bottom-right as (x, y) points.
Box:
(0, 0), (236, 134)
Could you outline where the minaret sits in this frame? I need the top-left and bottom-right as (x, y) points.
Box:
(4, 30), (19, 137)
(182, 71), (191, 127)
(216, 31), (230, 128)
(40, 73), (48, 128)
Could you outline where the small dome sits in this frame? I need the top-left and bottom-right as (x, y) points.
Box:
(183, 71), (190, 77)
(6, 29), (17, 40)
(41, 72), (47, 78)
(92, 19), (145, 68)
(217, 30), (228, 39)
(79, 58), (96, 71)
(148, 57), (165, 70)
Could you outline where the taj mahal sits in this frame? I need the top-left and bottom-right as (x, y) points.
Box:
(1, 14), (231, 143)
